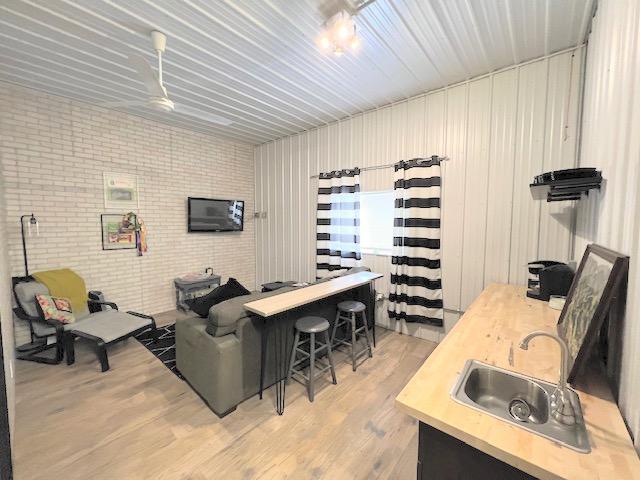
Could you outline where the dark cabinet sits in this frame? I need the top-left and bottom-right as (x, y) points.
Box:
(417, 422), (537, 480)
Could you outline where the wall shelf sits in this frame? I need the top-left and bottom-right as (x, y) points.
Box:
(530, 168), (602, 202)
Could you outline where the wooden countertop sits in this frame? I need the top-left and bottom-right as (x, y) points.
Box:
(244, 272), (383, 317)
(396, 283), (640, 480)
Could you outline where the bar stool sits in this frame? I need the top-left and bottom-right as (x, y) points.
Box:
(286, 316), (337, 402)
(331, 300), (373, 371)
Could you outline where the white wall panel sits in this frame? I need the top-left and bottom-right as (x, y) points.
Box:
(573, 0), (640, 450)
(460, 77), (492, 310)
(425, 91), (447, 157)
(255, 145), (265, 284)
(390, 102), (408, 163)
(267, 142), (278, 282)
(274, 141), (284, 281)
(441, 85), (468, 312)
(361, 111), (377, 184)
(307, 131), (319, 284)
(484, 68), (518, 286)
(255, 50), (583, 343)
(350, 115), (365, 171)
(508, 61), (548, 285)
(406, 96), (427, 158)
(538, 52), (582, 261)
(284, 137), (295, 281)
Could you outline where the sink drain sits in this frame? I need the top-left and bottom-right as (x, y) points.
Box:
(508, 398), (532, 422)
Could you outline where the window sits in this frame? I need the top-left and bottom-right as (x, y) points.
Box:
(360, 190), (394, 256)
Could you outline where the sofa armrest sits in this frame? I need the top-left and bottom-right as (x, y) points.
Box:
(234, 315), (260, 341)
(176, 317), (244, 416)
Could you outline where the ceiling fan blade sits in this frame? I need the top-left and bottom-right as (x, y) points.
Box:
(100, 100), (149, 108)
(173, 103), (233, 126)
(127, 53), (166, 98)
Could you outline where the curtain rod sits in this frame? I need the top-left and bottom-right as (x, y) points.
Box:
(309, 156), (448, 179)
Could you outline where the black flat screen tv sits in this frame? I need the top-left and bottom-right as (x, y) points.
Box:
(188, 197), (244, 232)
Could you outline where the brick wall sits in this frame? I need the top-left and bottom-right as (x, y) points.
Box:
(0, 83), (256, 345)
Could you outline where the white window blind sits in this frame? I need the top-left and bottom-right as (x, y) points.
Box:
(360, 190), (394, 256)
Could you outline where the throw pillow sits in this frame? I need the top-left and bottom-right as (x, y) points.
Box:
(188, 278), (251, 318)
(35, 294), (76, 324)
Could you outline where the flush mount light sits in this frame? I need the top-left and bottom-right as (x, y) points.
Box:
(317, 10), (361, 57)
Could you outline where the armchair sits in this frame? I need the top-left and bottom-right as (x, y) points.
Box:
(12, 276), (64, 364)
(12, 271), (159, 371)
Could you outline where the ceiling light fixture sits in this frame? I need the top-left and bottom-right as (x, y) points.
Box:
(317, 10), (360, 57)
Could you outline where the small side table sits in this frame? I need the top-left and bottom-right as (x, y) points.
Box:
(174, 275), (221, 311)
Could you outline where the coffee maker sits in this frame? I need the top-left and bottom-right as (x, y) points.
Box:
(526, 261), (574, 301)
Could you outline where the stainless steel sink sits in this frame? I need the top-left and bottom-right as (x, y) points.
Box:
(451, 360), (590, 453)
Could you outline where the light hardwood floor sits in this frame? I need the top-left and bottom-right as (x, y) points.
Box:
(13, 312), (437, 480)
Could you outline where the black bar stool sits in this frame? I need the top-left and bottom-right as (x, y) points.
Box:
(286, 316), (337, 402)
(331, 300), (373, 371)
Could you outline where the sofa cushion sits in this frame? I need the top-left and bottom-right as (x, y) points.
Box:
(188, 278), (251, 318)
(205, 291), (263, 337)
(206, 287), (297, 337)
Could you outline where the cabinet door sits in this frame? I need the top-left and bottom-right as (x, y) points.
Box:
(418, 422), (536, 479)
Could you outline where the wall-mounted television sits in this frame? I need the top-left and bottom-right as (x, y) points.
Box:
(188, 197), (244, 232)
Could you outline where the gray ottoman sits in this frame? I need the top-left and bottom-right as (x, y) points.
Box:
(64, 310), (158, 372)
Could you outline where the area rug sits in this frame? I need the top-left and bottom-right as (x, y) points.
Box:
(135, 323), (183, 379)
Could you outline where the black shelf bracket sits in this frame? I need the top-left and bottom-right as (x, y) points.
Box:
(530, 168), (602, 202)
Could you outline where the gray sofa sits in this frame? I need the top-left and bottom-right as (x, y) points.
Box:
(176, 270), (372, 417)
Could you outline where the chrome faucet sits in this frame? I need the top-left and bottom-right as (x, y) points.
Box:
(519, 331), (576, 426)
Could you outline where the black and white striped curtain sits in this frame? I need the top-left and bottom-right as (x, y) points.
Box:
(316, 168), (362, 279)
(388, 157), (443, 326)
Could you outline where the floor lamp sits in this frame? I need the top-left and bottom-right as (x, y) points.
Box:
(17, 213), (43, 352)
(20, 213), (39, 277)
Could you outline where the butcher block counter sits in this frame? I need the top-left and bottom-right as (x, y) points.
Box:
(396, 284), (639, 480)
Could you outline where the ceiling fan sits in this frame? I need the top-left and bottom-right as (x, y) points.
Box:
(102, 31), (232, 126)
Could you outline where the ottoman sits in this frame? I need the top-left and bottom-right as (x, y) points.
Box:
(64, 310), (158, 372)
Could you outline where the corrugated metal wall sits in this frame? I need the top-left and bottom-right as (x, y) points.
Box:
(254, 49), (583, 342)
(574, 0), (640, 450)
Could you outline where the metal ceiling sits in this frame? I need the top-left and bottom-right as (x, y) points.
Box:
(0, 0), (595, 144)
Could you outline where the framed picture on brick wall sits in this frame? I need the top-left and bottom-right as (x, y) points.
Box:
(101, 214), (137, 250)
(104, 172), (139, 210)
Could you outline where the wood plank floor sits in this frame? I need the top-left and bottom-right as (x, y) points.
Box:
(13, 312), (437, 480)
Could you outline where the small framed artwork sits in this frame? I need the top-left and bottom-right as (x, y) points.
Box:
(101, 214), (136, 250)
(104, 172), (139, 210)
(557, 244), (629, 383)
